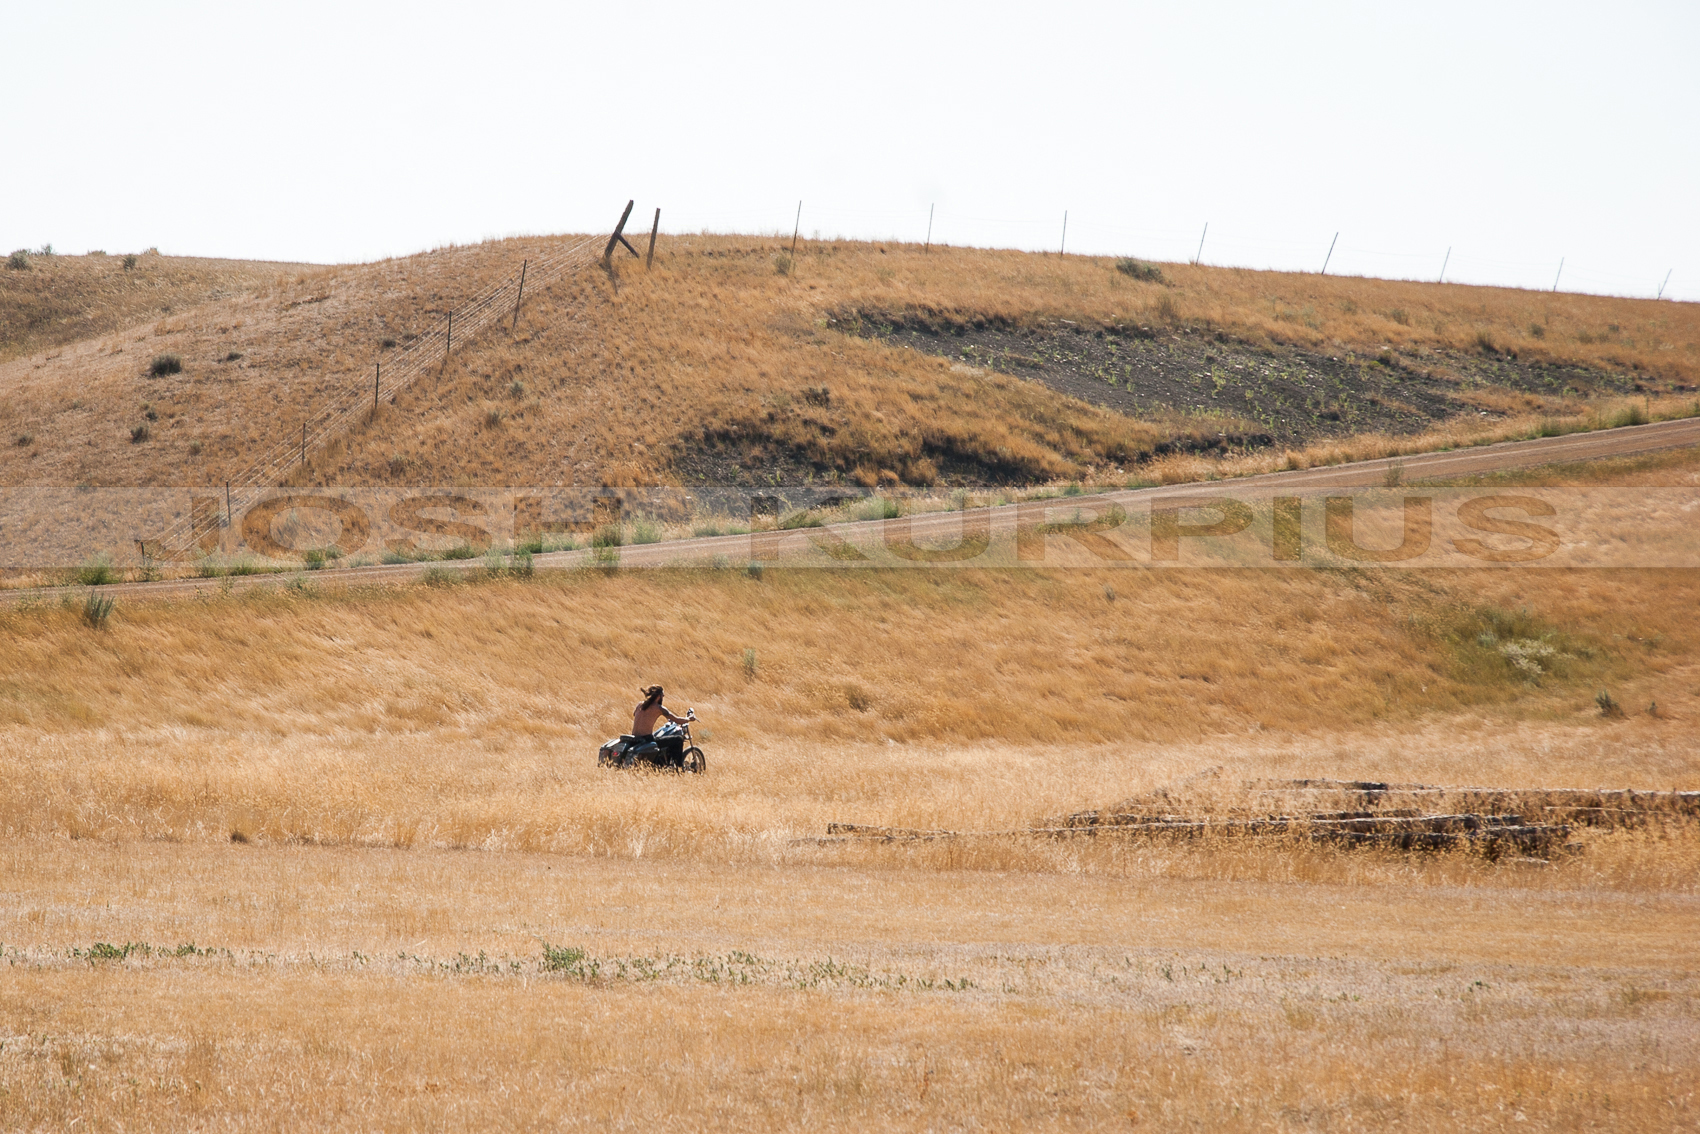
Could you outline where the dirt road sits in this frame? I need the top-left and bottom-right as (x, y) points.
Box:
(6, 415), (1696, 605)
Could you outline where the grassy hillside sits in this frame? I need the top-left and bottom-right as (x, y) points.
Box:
(3, 554), (1694, 851)
(0, 247), (310, 363)
(1, 238), (1696, 491)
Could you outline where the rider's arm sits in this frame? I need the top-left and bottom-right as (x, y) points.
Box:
(661, 707), (691, 724)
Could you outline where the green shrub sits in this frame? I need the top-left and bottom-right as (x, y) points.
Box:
(591, 523), (623, 548)
(76, 555), (115, 586)
(742, 647), (758, 676)
(773, 253), (794, 276)
(6, 249), (28, 271)
(149, 354), (182, 377)
(631, 519), (661, 544)
(122, 254), (138, 270)
(1605, 403), (1649, 428)
(853, 497), (900, 521)
(1115, 258), (1163, 283)
(130, 423), (150, 443)
(82, 591), (115, 630)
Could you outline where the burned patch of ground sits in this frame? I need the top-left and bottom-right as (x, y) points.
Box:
(844, 311), (1645, 449)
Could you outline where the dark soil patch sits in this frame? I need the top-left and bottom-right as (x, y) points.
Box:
(845, 311), (1643, 449)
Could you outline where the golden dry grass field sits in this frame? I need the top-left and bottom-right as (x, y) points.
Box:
(4, 448), (1700, 1128)
(4, 243), (1699, 1129)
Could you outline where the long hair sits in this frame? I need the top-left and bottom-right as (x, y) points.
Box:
(640, 686), (663, 709)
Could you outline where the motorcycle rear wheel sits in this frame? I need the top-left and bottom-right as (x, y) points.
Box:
(681, 746), (706, 774)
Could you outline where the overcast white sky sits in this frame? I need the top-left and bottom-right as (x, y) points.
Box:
(3, 1), (1696, 299)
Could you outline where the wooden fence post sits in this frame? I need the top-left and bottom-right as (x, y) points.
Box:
(512, 260), (527, 331)
(603, 200), (639, 268)
(646, 210), (660, 270)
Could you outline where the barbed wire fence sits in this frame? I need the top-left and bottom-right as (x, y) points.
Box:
(147, 232), (608, 558)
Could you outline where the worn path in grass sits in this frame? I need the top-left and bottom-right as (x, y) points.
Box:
(7, 414), (1696, 605)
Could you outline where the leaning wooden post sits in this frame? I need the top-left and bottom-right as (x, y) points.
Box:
(511, 260), (527, 331)
(603, 200), (638, 268)
(790, 200), (801, 258)
(646, 209), (660, 270)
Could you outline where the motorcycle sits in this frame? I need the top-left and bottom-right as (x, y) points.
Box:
(598, 710), (706, 773)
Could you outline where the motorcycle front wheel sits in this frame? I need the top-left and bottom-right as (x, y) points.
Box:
(681, 746), (706, 774)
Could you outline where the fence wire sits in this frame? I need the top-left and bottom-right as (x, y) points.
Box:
(149, 234), (604, 556)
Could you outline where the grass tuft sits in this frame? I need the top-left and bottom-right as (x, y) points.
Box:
(81, 590), (114, 630)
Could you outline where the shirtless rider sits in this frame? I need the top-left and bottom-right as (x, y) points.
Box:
(631, 685), (691, 748)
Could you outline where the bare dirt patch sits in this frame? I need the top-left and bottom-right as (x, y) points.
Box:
(849, 310), (1653, 450)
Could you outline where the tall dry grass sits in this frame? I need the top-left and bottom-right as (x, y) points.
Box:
(1, 564), (1694, 864)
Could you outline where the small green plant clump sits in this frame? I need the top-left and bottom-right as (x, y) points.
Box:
(541, 942), (586, 972)
(149, 353), (182, 377)
(122, 254), (138, 270)
(130, 423), (151, 443)
(72, 941), (147, 963)
(82, 591), (115, 630)
(591, 523), (623, 549)
(853, 497), (901, 521)
(76, 555), (116, 586)
(1115, 258), (1164, 283)
(15, 433), (33, 447)
(7, 249), (29, 270)
(1595, 688), (1623, 718)
(773, 253), (794, 277)
(422, 565), (460, 586)
(742, 647), (758, 677)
